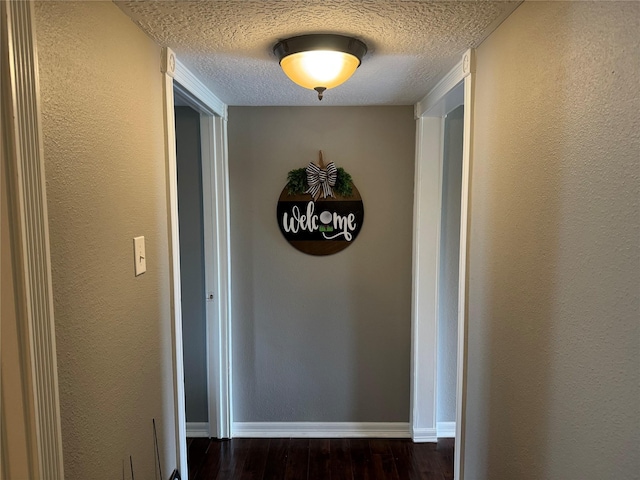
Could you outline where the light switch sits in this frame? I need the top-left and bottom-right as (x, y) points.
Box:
(133, 236), (146, 276)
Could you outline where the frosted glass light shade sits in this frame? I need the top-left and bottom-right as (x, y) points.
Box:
(274, 34), (367, 99)
(280, 50), (361, 90)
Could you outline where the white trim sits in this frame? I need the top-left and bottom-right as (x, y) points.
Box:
(410, 116), (442, 443)
(201, 115), (217, 439)
(200, 114), (232, 440)
(212, 115), (233, 438)
(161, 48), (189, 477)
(437, 422), (456, 439)
(2, 1), (65, 478)
(186, 422), (211, 438)
(454, 63), (475, 480)
(411, 428), (438, 443)
(174, 59), (227, 120)
(232, 423), (411, 439)
(415, 50), (475, 119)
(409, 120), (420, 437)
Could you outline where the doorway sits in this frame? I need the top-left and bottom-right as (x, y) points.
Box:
(172, 85), (232, 443)
(160, 48), (232, 476)
(436, 105), (464, 438)
(411, 49), (475, 480)
(174, 102), (209, 441)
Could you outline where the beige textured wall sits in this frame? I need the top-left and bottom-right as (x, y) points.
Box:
(466, 2), (639, 479)
(228, 106), (415, 422)
(34, 2), (176, 477)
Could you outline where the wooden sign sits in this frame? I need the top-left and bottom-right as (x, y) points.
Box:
(277, 152), (364, 256)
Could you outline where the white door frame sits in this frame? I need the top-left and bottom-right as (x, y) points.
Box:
(411, 49), (475, 480)
(161, 48), (232, 476)
(1, 1), (65, 478)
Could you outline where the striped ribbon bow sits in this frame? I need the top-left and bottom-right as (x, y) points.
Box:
(305, 161), (337, 201)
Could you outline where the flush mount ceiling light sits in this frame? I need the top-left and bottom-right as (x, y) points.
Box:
(274, 34), (367, 101)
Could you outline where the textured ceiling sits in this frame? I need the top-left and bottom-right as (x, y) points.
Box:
(116, 1), (520, 106)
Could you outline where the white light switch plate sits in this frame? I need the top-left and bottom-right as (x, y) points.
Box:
(133, 236), (146, 276)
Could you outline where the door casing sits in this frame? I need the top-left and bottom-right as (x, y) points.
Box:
(411, 49), (475, 480)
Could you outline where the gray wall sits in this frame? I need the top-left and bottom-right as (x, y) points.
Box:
(437, 105), (463, 423)
(465, 2), (640, 479)
(175, 107), (209, 423)
(35, 2), (176, 477)
(228, 106), (415, 422)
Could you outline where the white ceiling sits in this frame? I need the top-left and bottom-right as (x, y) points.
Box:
(116, 1), (520, 106)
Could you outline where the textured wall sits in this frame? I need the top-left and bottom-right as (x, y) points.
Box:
(175, 106), (208, 423)
(34, 2), (176, 478)
(228, 106), (414, 422)
(465, 2), (640, 479)
(437, 105), (463, 423)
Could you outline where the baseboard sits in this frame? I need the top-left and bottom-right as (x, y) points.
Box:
(232, 422), (411, 438)
(436, 421), (456, 438)
(412, 427), (437, 443)
(186, 422), (210, 438)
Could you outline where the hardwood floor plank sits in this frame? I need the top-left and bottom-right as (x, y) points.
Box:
(371, 453), (400, 480)
(350, 438), (373, 480)
(329, 439), (353, 480)
(284, 438), (310, 480)
(438, 455), (454, 480)
(413, 443), (444, 476)
(436, 438), (454, 454)
(263, 438), (290, 480)
(436, 438), (455, 480)
(197, 440), (222, 479)
(389, 439), (420, 480)
(188, 438), (210, 480)
(214, 438), (251, 480)
(369, 439), (391, 456)
(308, 439), (330, 480)
(240, 438), (269, 480)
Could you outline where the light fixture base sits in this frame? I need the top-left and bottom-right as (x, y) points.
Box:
(314, 87), (326, 101)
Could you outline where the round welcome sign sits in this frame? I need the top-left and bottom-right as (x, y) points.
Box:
(276, 152), (364, 256)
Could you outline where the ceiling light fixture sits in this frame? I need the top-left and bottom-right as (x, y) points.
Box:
(274, 34), (367, 101)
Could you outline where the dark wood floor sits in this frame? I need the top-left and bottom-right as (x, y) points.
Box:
(187, 437), (454, 480)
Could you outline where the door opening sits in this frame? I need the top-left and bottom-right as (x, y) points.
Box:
(160, 48), (232, 477)
(436, 105), (464, 438)
(174, 103), (209, 444)
(411, 49), (475, 480)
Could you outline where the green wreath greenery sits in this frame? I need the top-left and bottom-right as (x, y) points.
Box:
(286, 167), (354, 197)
